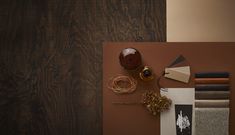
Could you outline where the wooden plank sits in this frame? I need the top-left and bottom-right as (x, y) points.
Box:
(0, 0), (166, 135)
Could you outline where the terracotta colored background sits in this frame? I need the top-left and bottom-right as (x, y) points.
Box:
(103, 42), (235, 135)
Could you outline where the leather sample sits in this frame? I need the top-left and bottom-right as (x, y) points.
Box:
(195, 72), (229, 78)
(195, 91), (230, 100)
(195, 108), (229, 135)
(194, 78), (229, 84)
(195, 100), (229, 108)
(195, 84), (229, 91)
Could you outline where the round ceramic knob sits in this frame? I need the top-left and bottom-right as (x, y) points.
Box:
(119, 48), (142, 70)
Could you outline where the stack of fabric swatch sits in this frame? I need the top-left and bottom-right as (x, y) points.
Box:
(194, 72), (230, 135)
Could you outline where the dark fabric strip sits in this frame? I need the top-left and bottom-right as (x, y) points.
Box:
(195, 84), (229, 91)
(195, 91), (230, 99)
(195, 100), (229, 108)
(194, 78), (229, 84)
(195, 72), (229, 78)
(195, 108), (229, 135)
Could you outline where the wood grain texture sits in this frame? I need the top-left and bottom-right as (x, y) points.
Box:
(0, 0), (166, 135)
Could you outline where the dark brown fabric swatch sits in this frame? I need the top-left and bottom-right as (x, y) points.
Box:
(195, 91), (230, 100)
(195, 84), (230, 91)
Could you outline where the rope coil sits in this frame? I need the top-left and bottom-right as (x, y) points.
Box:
(108, 75), (137, 94)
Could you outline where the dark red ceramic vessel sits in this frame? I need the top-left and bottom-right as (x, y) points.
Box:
(119, 48), (142, 70)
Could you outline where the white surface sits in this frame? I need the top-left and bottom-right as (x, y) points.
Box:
(160, 88), (195, 135)
(167, 0), (235, 42)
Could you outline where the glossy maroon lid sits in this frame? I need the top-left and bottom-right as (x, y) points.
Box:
(119, 48), (142, 70)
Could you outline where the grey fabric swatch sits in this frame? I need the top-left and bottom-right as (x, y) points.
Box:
(195, 108), (229, 135)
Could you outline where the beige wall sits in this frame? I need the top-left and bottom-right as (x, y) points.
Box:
(167, 0), (235, 42)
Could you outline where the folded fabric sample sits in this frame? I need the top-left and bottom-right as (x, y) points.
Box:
(195, 72), (229, 78)
(194, 78), (229, 84)
(195, 91), (230, 100)
(195, 84), (229, 91)
(195, 100), (229, 108)
(195, 108), (229, 135)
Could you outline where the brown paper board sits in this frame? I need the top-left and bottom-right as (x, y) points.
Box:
(103, 42), (235, 135)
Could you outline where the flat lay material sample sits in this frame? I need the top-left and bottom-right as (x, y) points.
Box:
(195, 91), (230, 100)
(194, 71), (230, 133)
(194, 78), (230, 84)
(195, 108), (229, 135)
(195, 100), (229, 108)
(161, 88), (195, 135)
(103, 43), (235, 135)
(195, 84), (229, 91)
(195, 72), (230, 78)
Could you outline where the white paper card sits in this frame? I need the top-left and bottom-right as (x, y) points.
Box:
(160, 88), (195, 135)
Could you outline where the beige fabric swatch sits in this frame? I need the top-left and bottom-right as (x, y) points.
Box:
(167, 0), (235, 42)
(195, 100), (229, 108)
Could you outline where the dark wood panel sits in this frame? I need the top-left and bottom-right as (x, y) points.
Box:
(0, 0), (166, 135)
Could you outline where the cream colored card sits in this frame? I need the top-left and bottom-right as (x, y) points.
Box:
(165, 66), (190, 83)
(167, 0), (235, 42)
(161, 88), (195, 135)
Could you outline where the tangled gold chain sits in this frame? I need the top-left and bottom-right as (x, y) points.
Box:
(142, 91), (172, 116)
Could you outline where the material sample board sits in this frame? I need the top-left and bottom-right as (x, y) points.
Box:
(103, 43), (235, 135)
